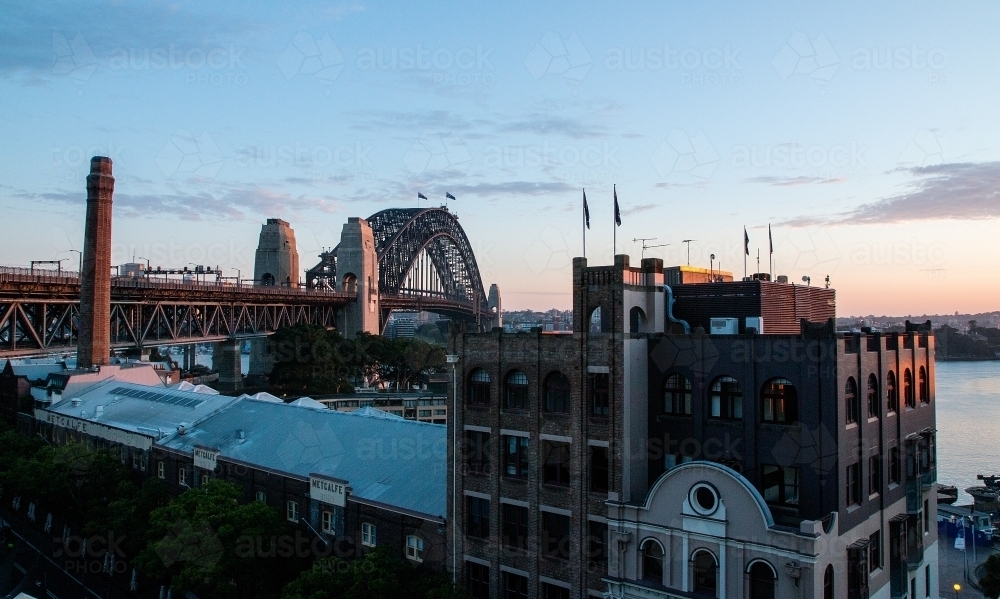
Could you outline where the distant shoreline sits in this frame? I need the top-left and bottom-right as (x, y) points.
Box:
(935, 357), (1000, 362)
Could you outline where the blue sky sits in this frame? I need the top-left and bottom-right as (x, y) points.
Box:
(2, 1), (999, 315)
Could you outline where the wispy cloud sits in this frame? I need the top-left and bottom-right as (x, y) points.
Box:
(622, 203), (657, 216)
(783, 162), (1000, 226)
(746, 175), (846, 186)
(16, 184), (340, 221)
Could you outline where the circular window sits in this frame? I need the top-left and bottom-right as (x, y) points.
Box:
(689, 483), (719, 515)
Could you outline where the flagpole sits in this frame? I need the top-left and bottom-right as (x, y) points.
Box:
(582, 188), (586, 259)
(743, 227), (747, 280)
(613, 185), (616, 261)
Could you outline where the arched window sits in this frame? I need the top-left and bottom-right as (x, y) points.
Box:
(641, 539), (663, 584)
(709, 376), (742, 420)
(904, 369), (915, 408)
(845, 377), (859, 425)
(504, 370), (529, 410)
(692, 550), (718, 597)
(341, 273), (357, 293)
(824, 565), (834, 599)
(749, 561), (776, 599)
(260, 272), (275, 286)
(761, 378), (797, 423)
(886, 371), (898, 413)
(544, 372), (570, 413)
(867, 374), (880, 419)
(630, 306), (646, 334)
(589, 306), (604, 334)
(468, 368), (490, 406)
(919, 366), (929, 403)
(664, 374), (692, 415)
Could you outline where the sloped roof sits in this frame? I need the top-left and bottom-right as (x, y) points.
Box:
(159, 398), (446, 518)
(46, 380), (240, 439)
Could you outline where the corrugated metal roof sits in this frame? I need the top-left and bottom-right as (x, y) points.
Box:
(159, 399), (446, 519)
(46, 380), (241, 439)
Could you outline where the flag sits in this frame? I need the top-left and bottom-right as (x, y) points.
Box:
(768, 224), (773, 254)
(417, 192), (427, 200)
(744, 227), (750, 256)
(613, 186), (621, 226)
(446, 192), (456, 200)
(583, 189), (590, 229)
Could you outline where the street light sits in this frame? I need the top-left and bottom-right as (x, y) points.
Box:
(954, 582), (962, 599)
(445, 353), (459, 583)
(68, 249), (82, 274)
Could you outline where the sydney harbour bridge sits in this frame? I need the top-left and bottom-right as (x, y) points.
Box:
(0, 205), (500, 360)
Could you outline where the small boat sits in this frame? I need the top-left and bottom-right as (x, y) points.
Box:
(937, 484), (958, 505)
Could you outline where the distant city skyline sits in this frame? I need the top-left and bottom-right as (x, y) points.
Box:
(2, 1), (999, 316)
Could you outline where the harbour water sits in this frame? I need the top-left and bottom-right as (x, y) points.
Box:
(935, 360), (1000, 505)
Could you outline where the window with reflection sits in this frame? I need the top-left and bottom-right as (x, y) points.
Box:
(468, 368), (491, 406)
(504, 370), (528, 410)
(762, 378), (797, 423)
(709, 376), (742, 420)
(867, 374), (880, 419)
(845, 377), (859, 425)
(886, 371), (898, 413)
(664, 374), (692, 415)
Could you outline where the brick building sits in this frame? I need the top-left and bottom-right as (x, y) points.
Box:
(449, 255), (937, 599)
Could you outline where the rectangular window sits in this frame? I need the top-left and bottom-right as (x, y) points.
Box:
(361, 522), (376, 547)
(132, 452), (141, 470)
(286, 500), (299, 522)
(846, 463), (861, 506)
(924, 499), (930, 533)
(542, 511), (571, 560)
(588, 520), (608, 570)
(502, 571), (528, 599)
(868, 455), (881, 496)
(847, 545), (870, 599)
(889, 447), (901, 484)
(178, 468), (187, 486)
(465, 431), (491, 475)
(543, 441), (571, 486)
(465, 562), (490, 599)
(589, 372), (610, 417)
(925, 565), (931, 597)
(541, 582), (570, 599)
(503, 435), (529, 478)
(157, 461), (165, 479)
(589, 446), (609, 493)
(762, 465), (799, 506)
(466, 496), (490, 539)
(321, 511), (333, 534)
(405, 535), (424, 561)
(869, 531), (881, 572)
(502, 503), (529, 550)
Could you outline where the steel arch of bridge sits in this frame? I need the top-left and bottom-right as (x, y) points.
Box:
(307, 207), (489, 319)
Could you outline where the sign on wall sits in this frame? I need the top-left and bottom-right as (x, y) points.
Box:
(309, 474), (347, 507)
(193, 446), (219, 470)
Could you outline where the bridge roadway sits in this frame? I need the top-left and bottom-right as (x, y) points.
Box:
(0, 268), (354, 358)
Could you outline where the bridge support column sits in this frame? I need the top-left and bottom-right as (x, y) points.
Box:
(183, 345), (195, 371)
(213, 339), (243, 393)
(339, 217), (380, 338)
(247, 337), (273, 387)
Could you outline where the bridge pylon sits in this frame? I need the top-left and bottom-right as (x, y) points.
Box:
(339, 217), (380, 337)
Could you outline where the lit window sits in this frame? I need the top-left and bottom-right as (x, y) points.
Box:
(286, 500), (299, 522)
(761, 378), (797, 423)
(362, 522), (376, 547)
(405, 535), (424, 562)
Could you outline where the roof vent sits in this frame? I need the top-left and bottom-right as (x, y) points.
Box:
(177, 424), (188, 435)
(71, 398), (82, 407)
(236, 429), (246, 442)
(95, 405), (104, 416)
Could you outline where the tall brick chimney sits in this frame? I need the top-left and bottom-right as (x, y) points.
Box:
(77, 156), (114, 369)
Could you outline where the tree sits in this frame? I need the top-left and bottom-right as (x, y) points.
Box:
(137, 480), (301, 599)
(981, 553), (1000, 599)
(281, 549), (465, 599)
(268, 325), (352, 394)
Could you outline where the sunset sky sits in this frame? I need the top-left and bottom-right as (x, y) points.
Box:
(2, 1), (998, 316)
